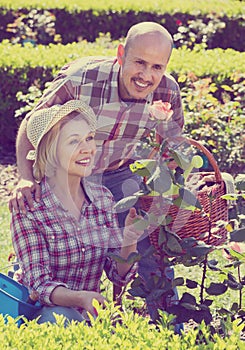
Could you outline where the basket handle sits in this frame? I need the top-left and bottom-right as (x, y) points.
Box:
(187, 138), (222, 183)
(147, 135), (223, 183)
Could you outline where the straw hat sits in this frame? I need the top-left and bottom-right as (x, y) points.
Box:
(26, 100), (97, 161)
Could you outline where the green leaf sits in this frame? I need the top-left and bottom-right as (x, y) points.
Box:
(221, 84), (233, 92)
(180, 237), (198, 249)
(107, 253), (126, 264)
(180, 292), (197, 305)
(231, 302), (239, 312)
(158, 226), (167, 246)
(126, 251), (142, 264)
(206, 282), (228, 295)
(186, 279), (198, 289)
(129, 159), (157, 177)
(114, 195), (139, 213)
(130, 276), (143, 288)
(129, 286), (148, 298)
(169, 149), (191, 170)
(166, 234), (183, 254)
(227, 280), (243, 290)
(221, 193), (240, 201)
(172, 277), (185, 287)
(235, 175), (245, 191)
(230, 228), (245, 242)
(218, 308), (233, 315)
(207, 259), (221, 271)
(203, 299), (213, 307)
(148, 289), (166, 301)
(226, 248), (245, 261)
(146, 164), (172, 194)
(132, 217), (149, 231)
(179, 188), (202, 210)
(189, 244), (212, 257)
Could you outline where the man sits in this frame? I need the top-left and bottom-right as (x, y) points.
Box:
(9, 22), (184, 330)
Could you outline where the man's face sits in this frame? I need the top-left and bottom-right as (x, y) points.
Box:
(117, 32), (172, 100)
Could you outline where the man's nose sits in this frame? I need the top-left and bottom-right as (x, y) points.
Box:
(139, 65), (152, 81)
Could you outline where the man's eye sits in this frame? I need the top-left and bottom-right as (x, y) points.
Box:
(136, 60), (144, 65)
(154, 65), (163, 71)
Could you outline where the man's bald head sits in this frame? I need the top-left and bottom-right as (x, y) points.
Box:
(124, 22), (173, 57)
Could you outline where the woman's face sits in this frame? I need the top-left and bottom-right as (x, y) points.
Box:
(56, 118), (96, 178)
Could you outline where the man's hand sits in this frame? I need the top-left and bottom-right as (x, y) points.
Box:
(9, 179), (41, 214)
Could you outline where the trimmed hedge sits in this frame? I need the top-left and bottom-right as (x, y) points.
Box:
(0, 0), (244, 14)
(0, 1), (244, 50)
(0, 40), (244, 160)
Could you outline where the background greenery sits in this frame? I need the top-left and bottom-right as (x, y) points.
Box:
(0, 1), (244, 347)
(0, 0), (244, 172)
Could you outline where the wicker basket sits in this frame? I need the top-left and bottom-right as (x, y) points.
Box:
(139, 138), (229, 249)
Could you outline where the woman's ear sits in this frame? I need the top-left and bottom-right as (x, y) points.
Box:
(117, 44), (125, 66)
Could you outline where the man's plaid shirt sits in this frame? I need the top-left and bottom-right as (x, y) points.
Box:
(11, 178), (137, 306)
(30, 57), (184, 172)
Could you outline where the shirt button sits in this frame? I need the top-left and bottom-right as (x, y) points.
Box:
(51, 235), (55, 240)
(81, 248), (85, 253)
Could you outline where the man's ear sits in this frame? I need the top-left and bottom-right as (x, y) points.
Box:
(117, 44), (125, 66)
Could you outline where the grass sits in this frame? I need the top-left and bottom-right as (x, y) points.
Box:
(0, 205), (12, 272)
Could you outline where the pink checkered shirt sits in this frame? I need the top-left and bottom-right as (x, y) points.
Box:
(11, 178), (137, 306)
(29, 57), (184, 172)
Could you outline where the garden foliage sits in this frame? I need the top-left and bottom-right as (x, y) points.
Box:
(113, 140), (245, 333)
(0, 1), (244, 49)
(1, 305), (244, 349)
(0, 40), (244, 172)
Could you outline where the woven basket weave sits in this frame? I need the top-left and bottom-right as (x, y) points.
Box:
(139, 139), (228, 249)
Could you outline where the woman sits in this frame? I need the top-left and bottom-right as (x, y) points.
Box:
(11, 100), (142, 324)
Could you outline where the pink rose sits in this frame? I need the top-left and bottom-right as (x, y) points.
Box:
(223, 242), (245, 260)
(148, 100), (173, 121)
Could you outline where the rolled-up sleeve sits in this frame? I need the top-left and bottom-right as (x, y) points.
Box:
(104, 250), (138, 287)
(11, 211), (67, 306)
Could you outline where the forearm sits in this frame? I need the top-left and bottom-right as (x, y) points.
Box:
(50, 286), (105, 315)
(50, 286), (84, 308)
(16, 118), (34, 180)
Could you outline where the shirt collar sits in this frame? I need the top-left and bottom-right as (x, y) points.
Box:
(41, 177), (107, 210)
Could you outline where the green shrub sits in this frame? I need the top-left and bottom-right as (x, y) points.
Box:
(0, 0), (244, 14)
(0, 40), (244, 166)
(0, 1), (244, 50)
(0, 298), (244, 348)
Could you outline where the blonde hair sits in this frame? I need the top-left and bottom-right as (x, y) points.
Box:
(33, 111), (89, 182)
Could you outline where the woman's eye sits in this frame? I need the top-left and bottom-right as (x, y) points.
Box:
(86, 135), (94, 142)
(69, 139), (79, 145)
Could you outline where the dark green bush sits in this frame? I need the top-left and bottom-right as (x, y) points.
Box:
(0, 40), (244, 171)
(0, 3), (244, 50)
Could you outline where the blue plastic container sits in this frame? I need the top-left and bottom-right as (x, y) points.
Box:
(0, 273), (41, 324)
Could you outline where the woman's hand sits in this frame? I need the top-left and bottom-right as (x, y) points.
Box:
(9, 179), (41, 214)
(78, 291), (106, 316)
(123, 207), (144, 247)
(117, 208), (144, 277)
(50, 287), (106, 317)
